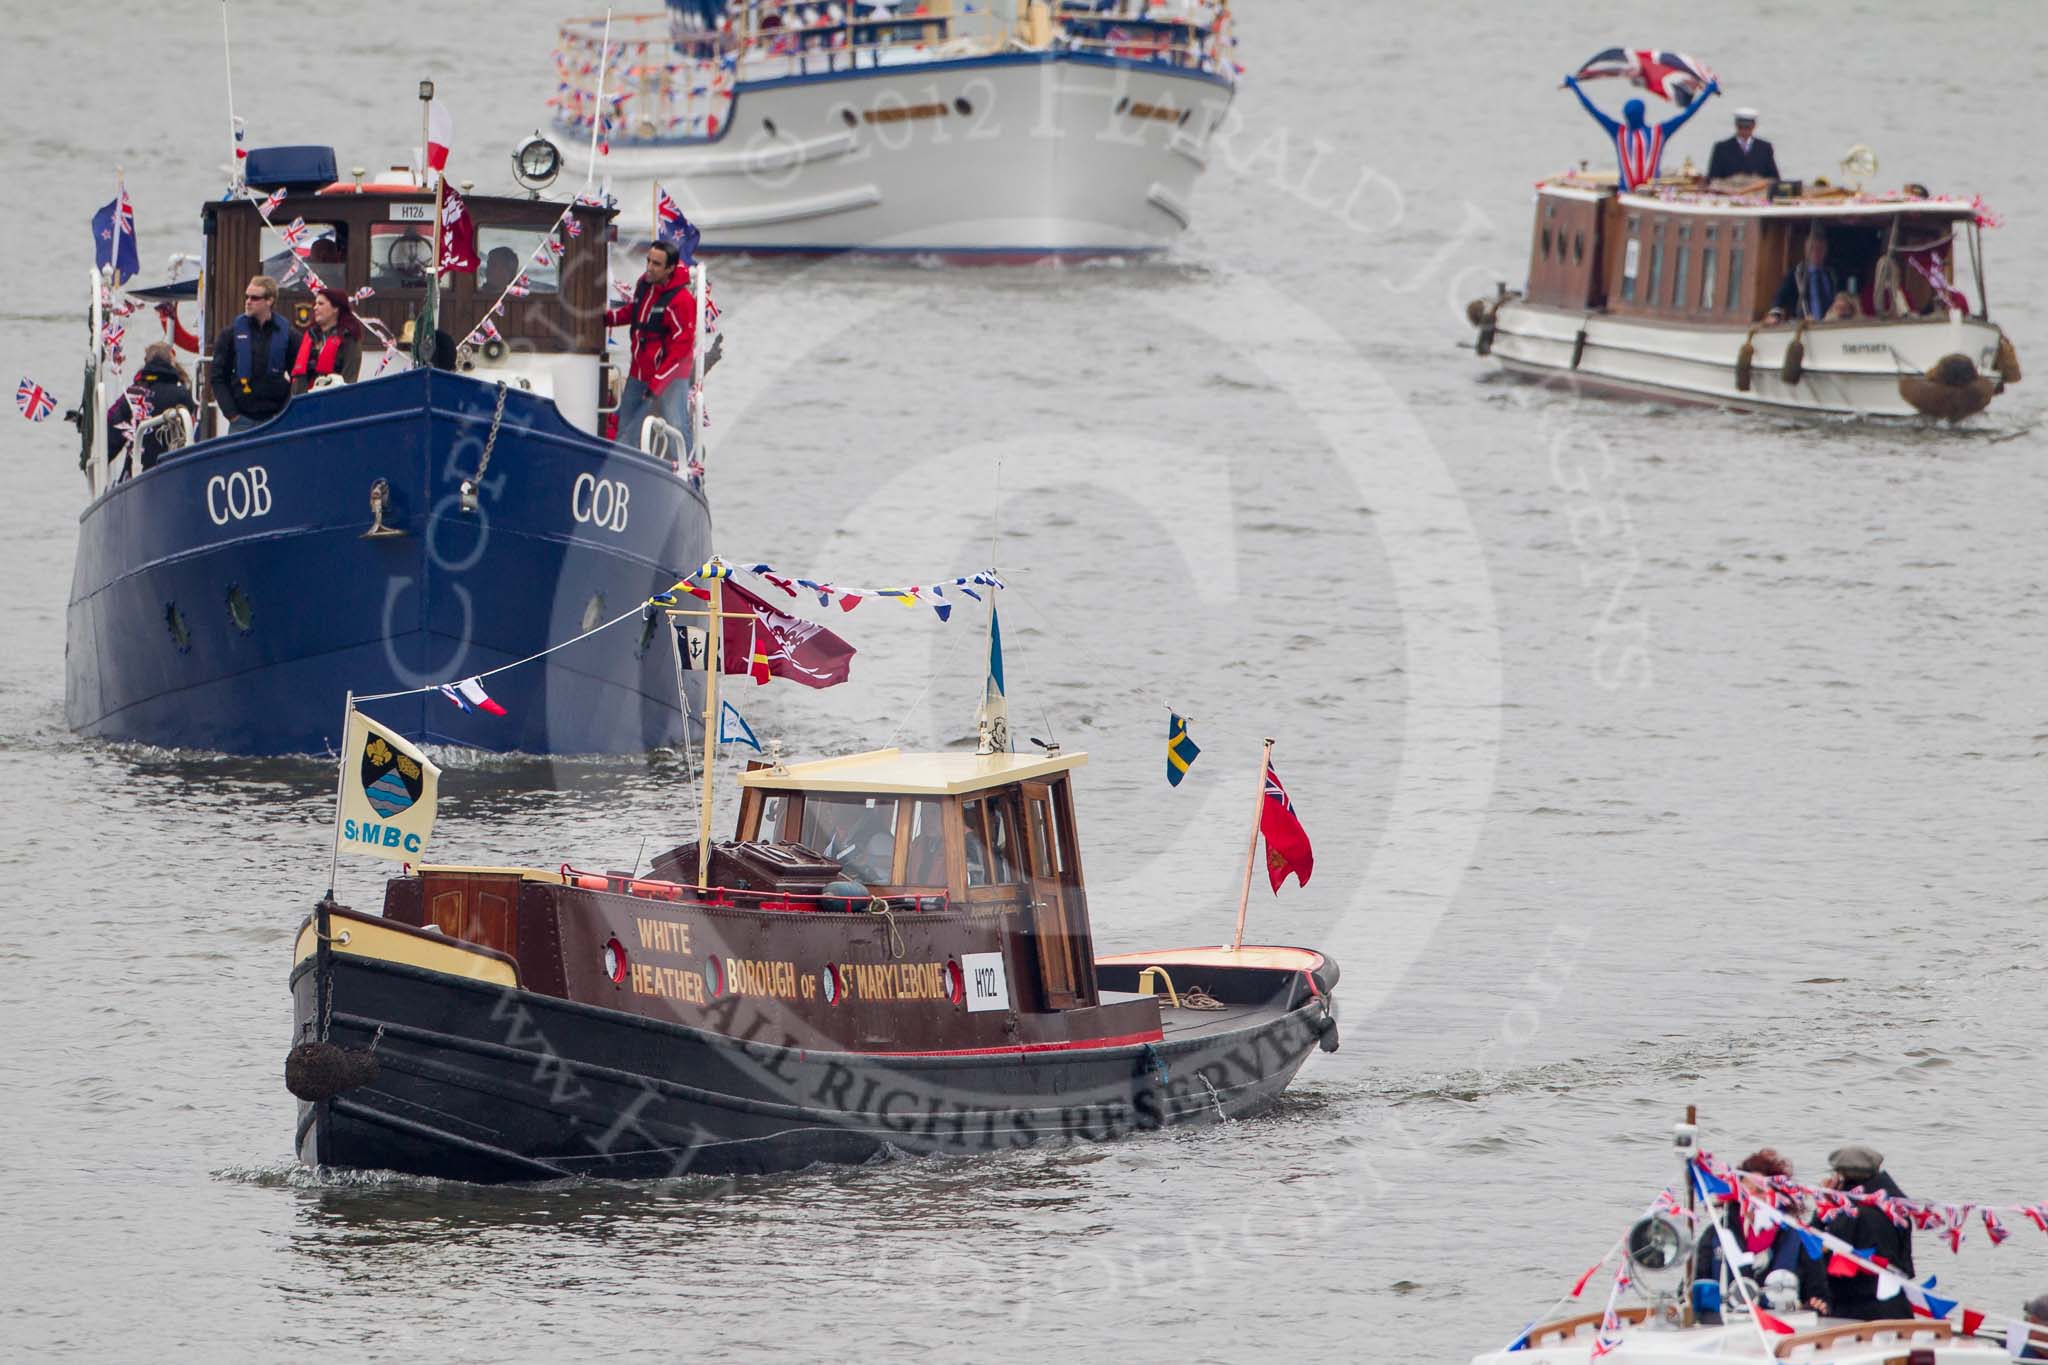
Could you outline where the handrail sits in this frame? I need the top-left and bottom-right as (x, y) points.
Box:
(558, 862), (951, 913)
(1771, 1320), (1951, 1359)
(640, 414), (691, 471)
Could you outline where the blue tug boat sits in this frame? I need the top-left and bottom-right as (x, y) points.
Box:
(65, 140), (713, 755)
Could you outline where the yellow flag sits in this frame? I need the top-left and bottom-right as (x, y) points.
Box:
(335, 710), (441, 862)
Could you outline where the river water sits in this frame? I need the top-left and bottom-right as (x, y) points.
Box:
(4, 1), (2046, 1360)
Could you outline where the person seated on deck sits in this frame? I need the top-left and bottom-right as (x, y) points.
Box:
(1706, 107), (1779, 182)
(1819, 1144), (1914, 1322)
(1563, 73), (1719, 191)
(1711, 1148), (1832, 1313)
(290, 287), (363, 395)
(106, 342), (197, 475)
(208, 274), (298, 434)
(2020, 1292), (2048, 1360)
(1766, 231), (1857, 324)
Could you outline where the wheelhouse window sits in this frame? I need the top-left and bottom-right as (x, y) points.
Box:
(962, 794), (1021, 887)
(259, 222), (347, 291)
(1726, 247), (1744, 312)
(368, 222), (435, 292)
(1700, 248), (1718, 311)
(1670, 244), (1689, 308)
(759, 793), (787, 841)
(800, 794), (899, 885)
(475, 227), (563, 297)
(1621, 221), (1640, 302)
(902, 799), (945, 885)
(1647, 241), (1664, 304)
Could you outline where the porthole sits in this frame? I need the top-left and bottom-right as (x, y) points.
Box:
(704, 955), (725, 998)
(1574, 232), (1585, 264)
(953, 96), (973, 117)
(821, 963), (843, 1005)
(603, 937), (628, 985)
(581, 590), (605, 634)
(225, 584), (253, 634)
(1177, 108), (1191, 126)
(1541, 227), (1553, 258)
(943, 959), (965, 1006)
(1114, 96), (1130, 115)
(762, 117), (778, 138)
(839, 107), (857, 129)
(165, 602), (190, 653)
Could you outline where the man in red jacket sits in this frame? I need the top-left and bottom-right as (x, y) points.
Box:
(606, 239), (696, 450)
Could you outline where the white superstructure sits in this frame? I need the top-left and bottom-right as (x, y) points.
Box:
(552, 2), (1238, 255)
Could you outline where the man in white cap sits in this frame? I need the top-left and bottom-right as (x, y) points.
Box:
(1707, 106), (1779, 181)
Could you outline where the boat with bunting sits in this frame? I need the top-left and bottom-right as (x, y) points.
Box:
(550, 0), (1240, 257)
(285, 570), (1338, 1181)
(1469, 162), (2021, 421)
(1477, 1113), (2048, 1364)
(64, 115), (716, 755)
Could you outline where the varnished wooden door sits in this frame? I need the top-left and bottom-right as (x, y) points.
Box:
(1021, 781), (1084, 1009)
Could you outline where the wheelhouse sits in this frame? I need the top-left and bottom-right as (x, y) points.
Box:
(1522, 180), (1989, 325)
(736, 747), (1099, 1009)
(197, 157), (615, 436)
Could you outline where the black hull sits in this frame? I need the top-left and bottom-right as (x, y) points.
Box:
(290, 954), (1327, 1182)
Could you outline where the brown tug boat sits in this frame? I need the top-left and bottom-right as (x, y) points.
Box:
(287, 744), (1340, 1181)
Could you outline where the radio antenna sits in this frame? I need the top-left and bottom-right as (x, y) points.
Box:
(220, 2), (241, 191)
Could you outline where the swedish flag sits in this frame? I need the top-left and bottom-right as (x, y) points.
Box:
(1167, 713), (1200, 787)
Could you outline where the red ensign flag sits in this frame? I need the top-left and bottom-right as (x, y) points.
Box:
(1260, 764), (1314, 893)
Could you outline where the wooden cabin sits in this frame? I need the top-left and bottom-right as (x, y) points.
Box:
(197, 151), (615, 435)
(1521, 180), (1983, 326)
(732, 749), (1098, 1010)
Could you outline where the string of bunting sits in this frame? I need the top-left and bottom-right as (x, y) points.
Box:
(662, 557), (1004, 623)
(1688, 1154), (2044, 1350)
(1692, 1149), (2048, 1253)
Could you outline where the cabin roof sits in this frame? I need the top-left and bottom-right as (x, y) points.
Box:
(738, 747), (1088, 796)
(1537, 177), (1983, 220)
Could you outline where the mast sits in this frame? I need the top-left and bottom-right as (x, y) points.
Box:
(1230, 738), (1275, 950)
(697, 579), (722, 888)
(583, 9), (615, 197)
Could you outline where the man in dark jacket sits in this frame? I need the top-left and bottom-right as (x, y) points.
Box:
(1707, 108), (1779, 181)
(208, 273), (297, 433)
(1767, 232), (1854, 323)
(1822, 1144), (1915, 1321)
(107, 342), (197, 475)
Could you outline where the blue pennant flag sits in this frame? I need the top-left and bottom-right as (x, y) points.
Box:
(718, 699), (760, 753)
(1167, 713), (1200, 787)
(92, 192), (140, 283)
(1691, 1160), (1733, 1199)
(1794, 1226), (1825, 1258)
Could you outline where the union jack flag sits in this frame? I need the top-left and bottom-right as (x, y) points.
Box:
(113, 190), (136, 237)
(351, 285), (375, 304)
(475, 318), (502, 342)
(280, 216), (310, 253)
(16, 377), (56, 422)
(1572, 47), (1717, 108)
(564, 214), (583, 238)
(507, 276), (531, 298)
(116, 388), (152, 448)
(259, 188), (286, 218)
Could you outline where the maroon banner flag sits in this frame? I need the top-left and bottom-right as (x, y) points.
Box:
(718, 579), (854, 689)
(438, 189), (479, 275)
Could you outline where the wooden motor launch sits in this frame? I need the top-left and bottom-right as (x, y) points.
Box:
(1471, 164), (2020, 421)
(286, 571), (1339, 1182)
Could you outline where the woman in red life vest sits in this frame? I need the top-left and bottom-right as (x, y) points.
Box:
(605, 239), (696, 451)
(291, 287), (363, 395)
